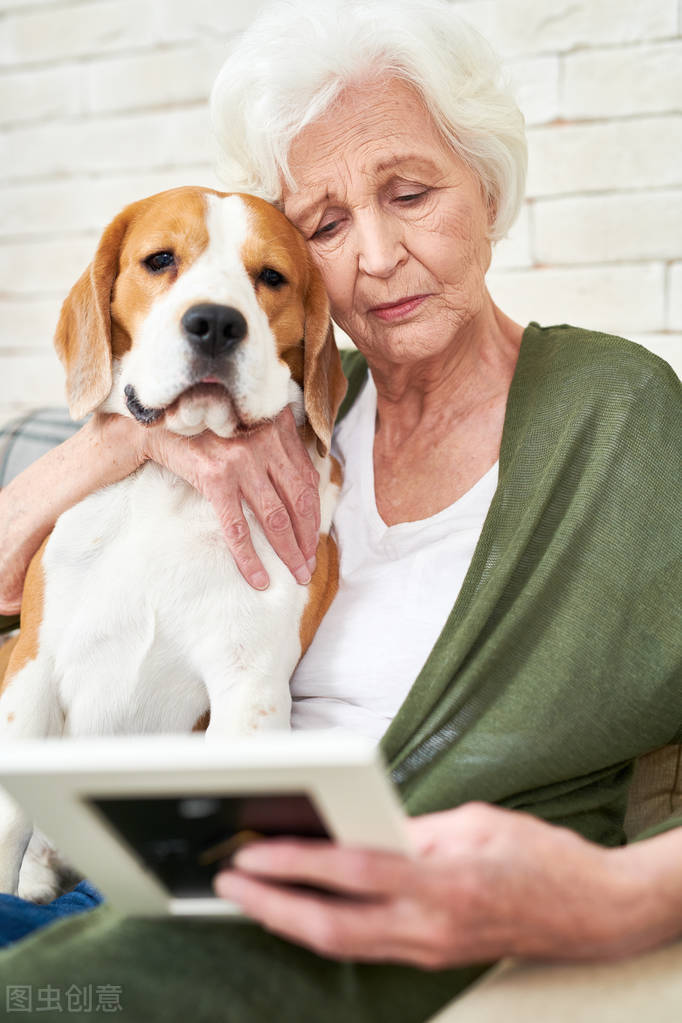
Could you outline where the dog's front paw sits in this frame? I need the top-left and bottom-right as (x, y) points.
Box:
(18, 831), (82, 904)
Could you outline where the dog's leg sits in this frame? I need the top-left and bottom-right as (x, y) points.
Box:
(195, 554), (309, 740)
(0, 654), (61, 895)
(0, 788), (33, 895)
(202, 664), (293, 739)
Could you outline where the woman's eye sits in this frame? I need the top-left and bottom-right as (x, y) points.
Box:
(395, 190), (428, 203)
(143, 251), (175, 273)
(311, 220), (339, 240)
(258, 267), (287, 288)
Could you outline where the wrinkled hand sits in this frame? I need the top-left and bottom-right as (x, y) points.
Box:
(213, 803), (654, 968)
(139, 406), (321, 589)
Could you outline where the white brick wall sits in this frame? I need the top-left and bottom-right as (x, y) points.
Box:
(0, 0), (679, 422)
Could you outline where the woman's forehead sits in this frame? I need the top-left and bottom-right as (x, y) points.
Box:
(288, 78), (434, 169)
(282, 78), (459, 215)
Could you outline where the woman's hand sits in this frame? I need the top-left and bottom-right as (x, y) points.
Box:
(213, 803), (682, 968)
(140, 406), (320, 589)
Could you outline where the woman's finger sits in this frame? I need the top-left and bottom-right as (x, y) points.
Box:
(237, 472), (313, 586)
(269, 406), (322, 537)
(257, 407), (321, 564)
(230, 839), (415, 897)
(268, 466), (321, 564)
(207, 484), (271, 589)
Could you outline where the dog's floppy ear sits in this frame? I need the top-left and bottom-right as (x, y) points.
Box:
(302, 261), (347, 457)
(54, 208), (132, 420)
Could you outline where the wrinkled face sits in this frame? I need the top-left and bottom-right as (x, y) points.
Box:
(101, 189), (312, 437)
(282, 77), (494, 367)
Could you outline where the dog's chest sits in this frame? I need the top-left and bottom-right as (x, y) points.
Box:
(39, 464), (307, 735)
(47, 464), (243, 602)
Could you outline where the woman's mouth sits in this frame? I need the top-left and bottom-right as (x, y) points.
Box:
(368, 295), (429, 322)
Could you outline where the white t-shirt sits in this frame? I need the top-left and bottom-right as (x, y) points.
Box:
(290, 372), (498, 740)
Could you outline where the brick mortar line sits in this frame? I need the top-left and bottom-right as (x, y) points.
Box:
(0, 37), (229, 76)
(529, 187), (682, 202)
(0, 103), (212, 132)
(665, 265), (673, 324)
(0, 161), (212, 182)
(486, 33), (682, 61)
(0, 293), (70, 300)
(0, 347), (58, 355)
(0, 34), (240, 74)
(526, 112), (682, 130)
(526, 198), (537, 266)
(0, 163), (217, 186)
(507, 37), (682, 66)
(489, 260), (670, 272)
(0, 99), (209, 134)
(0, 0), (94, 15)
(0, 34), (236, 75)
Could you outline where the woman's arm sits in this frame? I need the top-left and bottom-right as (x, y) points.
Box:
(213, 804), (682, 967)
(0, 414), (141, 614)
(0, 406), (320, 614)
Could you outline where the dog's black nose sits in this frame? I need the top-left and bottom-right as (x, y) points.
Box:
(181, 303), (247, 358)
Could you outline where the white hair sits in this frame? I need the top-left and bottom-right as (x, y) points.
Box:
(210, 0), (527, 241)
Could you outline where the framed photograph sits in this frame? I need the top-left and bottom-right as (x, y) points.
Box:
(0, 731), (410, 917)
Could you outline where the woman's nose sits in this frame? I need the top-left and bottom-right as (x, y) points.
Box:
(356, 211), (406, 278)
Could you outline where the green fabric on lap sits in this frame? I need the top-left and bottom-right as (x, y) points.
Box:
(0, 903), (488, 1023)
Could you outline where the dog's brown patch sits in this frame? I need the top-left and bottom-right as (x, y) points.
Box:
(0, 636), (19, 690)
(0, 538), (49, 698)
(279, 344), (305, 389)
(298, 531), (339, 658)
(330, 454), (342, 488)
(192, 709), (210, 732)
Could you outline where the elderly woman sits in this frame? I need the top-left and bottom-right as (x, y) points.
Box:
(0, 0), (680, 1018)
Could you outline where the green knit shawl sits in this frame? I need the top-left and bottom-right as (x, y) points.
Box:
(340, 322), (682, 845)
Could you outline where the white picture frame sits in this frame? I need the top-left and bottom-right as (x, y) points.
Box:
(0, 731), (411, 917)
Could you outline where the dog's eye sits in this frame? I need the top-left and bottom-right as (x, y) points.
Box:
(258, 267), (287, 288)
(144, 251), (175, 273)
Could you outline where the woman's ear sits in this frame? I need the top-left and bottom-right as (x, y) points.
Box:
(54, 208), (132, 421)
(302, 261), (347, 457)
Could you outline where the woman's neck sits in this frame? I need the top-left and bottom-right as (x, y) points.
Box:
(368, 303), (524, 454)
(366, 303), (524, 525)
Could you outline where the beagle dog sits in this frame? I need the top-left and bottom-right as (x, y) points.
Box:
(0, 186), (347, 901)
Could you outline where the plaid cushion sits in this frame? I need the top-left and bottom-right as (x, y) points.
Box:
(0, 407), (80, 488)
(0, 407), (80, 635)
